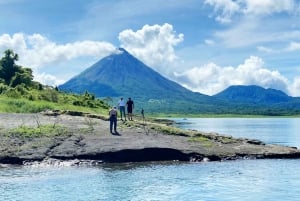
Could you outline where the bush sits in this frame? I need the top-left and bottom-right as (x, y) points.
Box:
(0, 83), (8, 94)
(5, 88), (21, 98)
(38, 89), (59, 102)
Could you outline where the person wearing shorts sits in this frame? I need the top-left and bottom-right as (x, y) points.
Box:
(126, 97), (134, 121)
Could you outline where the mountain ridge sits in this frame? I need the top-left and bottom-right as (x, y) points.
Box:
(59, 48), (300, 115)
(59, 48), (221, 113)
(213, 85), (293, 104)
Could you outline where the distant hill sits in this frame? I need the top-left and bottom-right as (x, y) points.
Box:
(59, 48), (300, 115)
(214, 85), (292, 104)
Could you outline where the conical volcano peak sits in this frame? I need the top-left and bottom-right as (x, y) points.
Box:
(117, 47), (130, 55)
(59, 46), (212, 112)
(118, 47), (126, 52)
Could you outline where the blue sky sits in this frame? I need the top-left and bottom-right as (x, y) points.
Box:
(1, 0), (300, 96)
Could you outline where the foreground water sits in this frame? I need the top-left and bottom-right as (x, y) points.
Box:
(1, 160), (300, 201)
(1, 118), (300, 201)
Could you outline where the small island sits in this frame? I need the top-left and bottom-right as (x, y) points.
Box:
(1, 111), (299, 166)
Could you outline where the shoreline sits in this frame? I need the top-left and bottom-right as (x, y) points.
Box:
(1, 112), (300, 166)
(150, 114), (300, 118)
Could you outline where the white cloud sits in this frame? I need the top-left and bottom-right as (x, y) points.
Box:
(289, 77), (300, 96)
(204, 0), (240, 23)
(33, 72), (65, 87)
(118, 23), (184, 74)
(204, 0), (300, 50)
(204, 39), (215, 45)
(244, 0), (295, 15)
(174, 56), (290, 95)
(205, 0), (298, 23)
(286, 41), (300, 51)
(0, 33), (117, 85)
(0, 33), (27, 53)
(257, 46), (275, 53)
(214, 18), (300, 48)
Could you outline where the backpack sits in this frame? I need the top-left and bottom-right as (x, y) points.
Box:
(110, 109), (117, 116)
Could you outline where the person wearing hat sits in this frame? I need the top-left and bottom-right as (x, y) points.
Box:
(108, 106), (118, 134)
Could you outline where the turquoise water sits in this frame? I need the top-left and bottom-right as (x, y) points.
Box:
(171, 118), (300, 148)
(1, 118), (300, 201)
(1, 160), (300, 201)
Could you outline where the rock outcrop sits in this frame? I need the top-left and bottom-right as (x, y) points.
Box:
(0, 113), (299, 165)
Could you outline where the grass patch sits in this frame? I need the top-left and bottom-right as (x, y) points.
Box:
(135, 120), (193, 136)
(217, 136), (238, 144)
(189, 136), (214, 147)
(8, 124), (69, 138)
(153, 125), (191, 136)
(0, 96), (109, 116)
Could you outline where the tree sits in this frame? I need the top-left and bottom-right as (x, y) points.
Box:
(0, 50), (34, 87)
(10, 68), (34, 87)
(0, 49), (19, 85)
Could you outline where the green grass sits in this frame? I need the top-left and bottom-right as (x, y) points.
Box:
(8, 124), (69, 138)
(0, 95), (109, 116)
(189, 136), (213, 147)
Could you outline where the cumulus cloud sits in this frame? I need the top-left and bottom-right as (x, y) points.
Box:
(174, 56), (291, 96)
(118, 23), (184, 74)
(33, 72), (65, 87)
(0, 33), (117, 85)
(0, 33), (116, 68)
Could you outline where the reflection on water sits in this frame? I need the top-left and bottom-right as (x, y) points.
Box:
(171, 118), (300, 148)
(1, 160), (300, 201)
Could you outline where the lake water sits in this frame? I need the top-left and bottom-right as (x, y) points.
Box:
(171, 118), (300, 148)
(1, 118), (300, 201)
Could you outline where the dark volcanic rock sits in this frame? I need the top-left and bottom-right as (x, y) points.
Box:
(0, 113), (299, 165)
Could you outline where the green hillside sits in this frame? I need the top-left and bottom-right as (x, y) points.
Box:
(0, 49), (110, 115)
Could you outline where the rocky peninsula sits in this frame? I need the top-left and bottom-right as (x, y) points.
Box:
(1, 112), (300, 166)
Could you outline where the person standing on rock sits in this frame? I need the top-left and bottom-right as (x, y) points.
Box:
(126, 97), (134, 121)
(118, 97), (126, 121)
(109, 106), (118, 134)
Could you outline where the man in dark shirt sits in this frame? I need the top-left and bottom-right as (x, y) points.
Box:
(126, 97), (134, 121)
